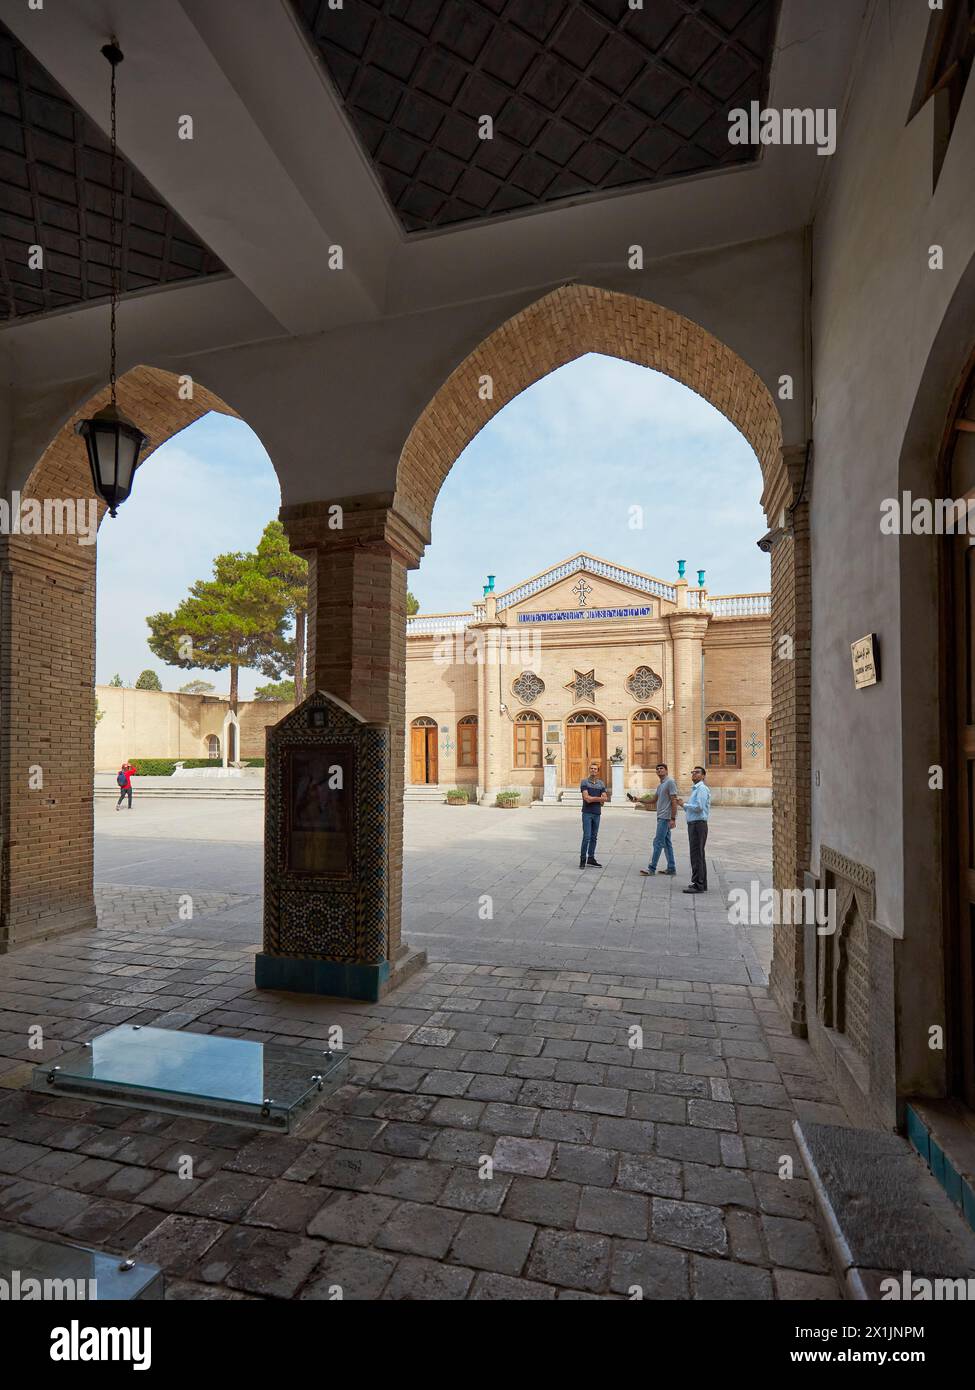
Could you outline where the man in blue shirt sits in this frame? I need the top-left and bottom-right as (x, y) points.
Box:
(679, 766), (711, 893)
(579, 760), (607, 868)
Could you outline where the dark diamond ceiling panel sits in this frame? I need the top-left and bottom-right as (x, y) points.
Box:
(293, 0), (779, 232)
(0, 21), (224, 322)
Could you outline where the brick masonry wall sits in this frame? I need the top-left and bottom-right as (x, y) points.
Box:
(94, 687), (293, 769)
(0, 367), (233, 950)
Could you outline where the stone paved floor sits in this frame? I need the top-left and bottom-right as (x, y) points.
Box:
(0, 800), (851, 1299)
(95, 800), (773, 979)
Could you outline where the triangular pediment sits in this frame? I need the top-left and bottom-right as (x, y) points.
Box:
(494, 554), (676, 617)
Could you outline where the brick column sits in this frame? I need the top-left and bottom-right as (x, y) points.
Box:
(0, 533), (98, 952)
(666, 611), (709, 786)
(764, 445), (812, 1036)
(271, 494), (427, 996)
(470, 603), (506, 803)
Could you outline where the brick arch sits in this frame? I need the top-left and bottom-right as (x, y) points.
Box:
(396, 284), (783, 532)
(23, 364), (237, 511)
(396, 283), (810, 1036)
(0, 367), (244, 953)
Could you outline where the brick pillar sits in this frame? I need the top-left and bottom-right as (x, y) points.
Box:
(274, 495), (427, 994)
(667, 612), (708, 786)
(765, 445), (812, 1036)
(0, 533), (98, 952)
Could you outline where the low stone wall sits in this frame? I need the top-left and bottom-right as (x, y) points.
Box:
(95, 686), (293, 770)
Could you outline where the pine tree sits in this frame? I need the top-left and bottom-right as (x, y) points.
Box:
(147, 548), (290, 712)
(254, 521), (308, 702)
(135, 669), (162, 691)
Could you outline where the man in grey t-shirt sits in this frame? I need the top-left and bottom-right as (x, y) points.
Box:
(640, 762), (678, 876)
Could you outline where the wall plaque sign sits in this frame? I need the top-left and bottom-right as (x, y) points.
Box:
(851, 634), (879, 689)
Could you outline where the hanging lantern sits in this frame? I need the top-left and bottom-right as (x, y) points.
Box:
(75, 40), (147, 517)
(76, 403), (145, 517)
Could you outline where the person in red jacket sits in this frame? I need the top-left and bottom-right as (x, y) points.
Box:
(116, 761), (135, 810)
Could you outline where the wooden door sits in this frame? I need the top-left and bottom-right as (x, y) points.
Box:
(410, 727), (426, 784)
(425, 726), (438, 785)
(567, 725), (586, 785)
(586, 722), (606, 784)
(567, 719), (605, 785)
(410, 723), (438, 784)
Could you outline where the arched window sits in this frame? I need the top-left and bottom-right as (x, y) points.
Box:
(458, 714), (478, 767)
(513, 711), (542, 768)
(631, 709), (662, 769)
(706, 711), (741, 769)
(206, 734), (220, 760)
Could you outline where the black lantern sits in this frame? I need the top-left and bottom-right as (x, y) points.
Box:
(76, 403), (145, 517)
(75, 40), (147, 516)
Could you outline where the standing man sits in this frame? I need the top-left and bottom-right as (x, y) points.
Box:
(680, 766), (711, 893)
(579, 759), (607, 868)
(639, 762), (678, 876)
(115, 761), (135, 811)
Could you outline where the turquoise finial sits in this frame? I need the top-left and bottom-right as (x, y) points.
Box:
(697, 569), (705, 587)
(487, 575), (495, 592)
(677, 560), (686, 578)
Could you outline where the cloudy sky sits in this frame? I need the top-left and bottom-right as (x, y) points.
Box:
(96, 352), (770, 698)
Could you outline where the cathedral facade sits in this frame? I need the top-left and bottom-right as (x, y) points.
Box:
(406, 554), (771, 804)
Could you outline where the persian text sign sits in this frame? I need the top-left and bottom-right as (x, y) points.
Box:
(518, 606), (652, 624)
(851, 634), (879, 689)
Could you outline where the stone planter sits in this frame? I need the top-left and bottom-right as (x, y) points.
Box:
(446, 796), (469, 806)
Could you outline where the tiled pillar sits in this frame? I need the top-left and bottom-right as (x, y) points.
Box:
(264, 496), (428, 998)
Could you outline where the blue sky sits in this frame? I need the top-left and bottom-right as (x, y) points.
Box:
(96, 353), (769, 697)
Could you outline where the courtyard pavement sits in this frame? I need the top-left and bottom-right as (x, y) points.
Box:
(0, 800), (852, 1299)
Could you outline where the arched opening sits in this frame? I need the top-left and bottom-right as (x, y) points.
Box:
(706, 711), (742, 770)
(566, 711), (607, 787)
(409, 717), (439, 786)
(396, 284), (806, 1021)
(0, 366), (283, 951)
(632, 709), (663, 771)
(206, 734), (220, 761)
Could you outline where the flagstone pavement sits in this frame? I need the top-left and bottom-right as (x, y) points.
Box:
(0, 803), (852, 1299)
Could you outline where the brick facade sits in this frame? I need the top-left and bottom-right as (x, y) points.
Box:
(405, 557), (772, 802)
(0, 367), (233, 951)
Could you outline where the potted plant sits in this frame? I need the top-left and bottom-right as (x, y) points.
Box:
(495, 791), (520, 808)
(446, 787), (469, 805)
